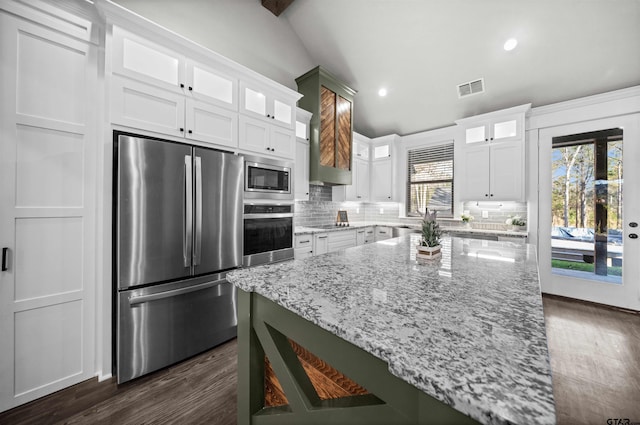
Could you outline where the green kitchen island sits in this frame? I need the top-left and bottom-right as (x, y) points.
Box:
(227, 235), (556, 425)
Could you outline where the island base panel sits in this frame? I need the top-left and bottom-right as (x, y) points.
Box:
(237, 290), (480, 425)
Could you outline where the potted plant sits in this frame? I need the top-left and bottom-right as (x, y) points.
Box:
(417, 209), (442, 259)
(461, 213), (474, 229)
(505, 215), (526, 231)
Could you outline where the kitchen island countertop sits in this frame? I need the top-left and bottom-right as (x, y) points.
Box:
(227, 235), (555, 425)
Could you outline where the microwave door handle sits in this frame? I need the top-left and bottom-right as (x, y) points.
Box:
(194, 156), (202, 266)
(184, 156), (193, 267)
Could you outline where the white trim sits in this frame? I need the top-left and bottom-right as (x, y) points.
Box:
(529, 85), (640, 130)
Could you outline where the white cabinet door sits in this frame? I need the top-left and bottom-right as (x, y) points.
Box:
(371, 158), (393, 201)
(185, 98), (238, 148)
(364, 227), (375, 244)
(375, 226), (392, 241)
(460, 145), (491, 200)
(295, 139), (310, 200)
(112, 25), (184, 93)
(333, 158), (368, 201)
(294, 234), (313, 258)
(0, 14), (96, 412)
(111, 76), (186, 138)
(313, 233), (329, 256)
(186, 59), (237, 110)
(356, 229), (366, 245)
(490, 141), (524, 201)
(460, 141), (524, 201)
(270, 126), (295, 159)
(355, 159), (370, 201)
(240, 81), (295, 129)
(239, 114), (269, 153)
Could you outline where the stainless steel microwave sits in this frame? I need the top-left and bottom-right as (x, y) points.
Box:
(243, 155), (293, 200)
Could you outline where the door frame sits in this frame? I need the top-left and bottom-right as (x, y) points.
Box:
(537, 113), (640, 311)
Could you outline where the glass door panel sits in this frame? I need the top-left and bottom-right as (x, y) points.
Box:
(539, 115), (640, 311)
(550, 129), (623, 284)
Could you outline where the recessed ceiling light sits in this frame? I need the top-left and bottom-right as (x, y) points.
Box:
(378, 88), (387, 97)
(504, 38), (518, 51)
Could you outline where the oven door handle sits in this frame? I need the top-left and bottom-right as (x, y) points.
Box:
(243, 213), (293, 219)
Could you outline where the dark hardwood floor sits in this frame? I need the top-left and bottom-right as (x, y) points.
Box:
(543, 295), (640, 425)
(0, 295), (638, 425)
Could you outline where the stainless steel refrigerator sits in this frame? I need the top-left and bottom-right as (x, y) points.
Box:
(114, 133), (243, 384)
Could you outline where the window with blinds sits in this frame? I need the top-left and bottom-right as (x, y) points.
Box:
(407, 143), (454, 217)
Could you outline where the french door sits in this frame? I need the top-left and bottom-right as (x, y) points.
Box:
(538, 114), (640, 310)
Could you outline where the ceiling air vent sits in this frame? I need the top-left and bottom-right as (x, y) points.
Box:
(457, 78), (485, 98)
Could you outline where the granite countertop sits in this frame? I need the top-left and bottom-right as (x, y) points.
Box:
(227, 235), (555, 425)
(295, 222), (528, 238)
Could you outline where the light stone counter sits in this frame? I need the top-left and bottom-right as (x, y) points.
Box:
(228, 235), (555, 425)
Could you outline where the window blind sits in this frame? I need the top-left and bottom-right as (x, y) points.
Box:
(407, 143), (454, 217)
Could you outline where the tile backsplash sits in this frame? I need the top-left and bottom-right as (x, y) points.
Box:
(294, 185), (528, 228)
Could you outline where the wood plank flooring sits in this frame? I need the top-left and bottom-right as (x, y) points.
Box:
(543, 295), (640, 425)
(0, 295), (638, 425)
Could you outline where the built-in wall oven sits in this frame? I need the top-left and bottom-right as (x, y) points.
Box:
(243, 154), (292, 200)
(242, 155), (295, 267)
(243, 203), (294, 267)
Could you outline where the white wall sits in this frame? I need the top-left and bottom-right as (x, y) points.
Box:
(111, 0), (315, 90)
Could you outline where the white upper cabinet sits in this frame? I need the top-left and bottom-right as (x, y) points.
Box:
(458, 104), (530, 145)
(240, 81), (295, 129)
(238, 115), (294, 159)
(109, 24), (301, 156)
(456, 104), (530, 201)
(332, 157), (369, 201)
(112, 26), (185, 92)
(186, 59), (237, 110)
(110, 26), (239, 148)
(295, 108), (313, 200)
(371, 158), (393, 201)
(353, 138), (369, 160)
(112, 27), (238, 111)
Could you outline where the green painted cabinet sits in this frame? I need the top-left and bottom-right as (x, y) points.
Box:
(296, 66), (356, 185)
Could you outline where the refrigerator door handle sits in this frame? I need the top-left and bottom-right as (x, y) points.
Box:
(184, 156), (193, 267)
(194, 156), (203, 266)
(128, 279), (226, 306)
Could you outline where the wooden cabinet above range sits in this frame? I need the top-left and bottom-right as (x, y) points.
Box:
(296, 66), (356, 185)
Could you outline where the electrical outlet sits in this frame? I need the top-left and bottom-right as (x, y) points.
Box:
(482, 210), (489, 218)
(356, 207), (360, 214)
(379, 208), (384, 214)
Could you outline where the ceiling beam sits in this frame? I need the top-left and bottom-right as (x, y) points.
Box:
(261, 0), (295, 17)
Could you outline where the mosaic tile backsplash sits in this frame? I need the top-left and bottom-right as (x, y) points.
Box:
(294, 185), (528, 228)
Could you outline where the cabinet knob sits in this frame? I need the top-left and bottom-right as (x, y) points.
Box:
(267, 114), (271, 118)
(305, 192), (309, 195)
(490, 194), (494, 197)
(188, 130), (193, 134)
(189, 86), (193, 91)
(490, 137), (494, 141)
(485, 194), (489, 197)
(180, 128), (184, 132)
(180, 83), (185, 88)
(485, 138), (488, 142)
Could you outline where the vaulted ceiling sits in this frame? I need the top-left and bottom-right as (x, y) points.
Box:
(281, 0), (640, 137)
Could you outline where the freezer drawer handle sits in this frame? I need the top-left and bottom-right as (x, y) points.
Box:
(128, 279), (226, 305)
(184, 156), (193, 267)
(194, 156), (202, 266)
